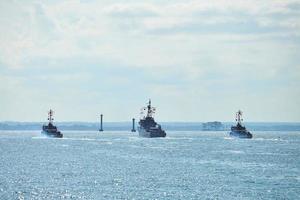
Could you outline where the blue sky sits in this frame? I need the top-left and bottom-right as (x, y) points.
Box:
(0, 0), (299, 122)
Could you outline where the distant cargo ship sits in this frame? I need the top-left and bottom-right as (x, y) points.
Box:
(230, 110), (252, 139)
(138, 100), (166, 138)
(41, 109), (63, 138)
(202, 121), (224, 131)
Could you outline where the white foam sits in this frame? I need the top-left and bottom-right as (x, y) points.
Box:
(60, 137), (96, 141)
(32, 136), (49, 139)
(228, 150), (244, 154)
(254, 138), (285, 142)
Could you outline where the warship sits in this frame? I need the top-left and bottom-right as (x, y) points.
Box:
(41, 109), (63, 138)
(138, 100), (166, 138)
(230, 110), (252, 138)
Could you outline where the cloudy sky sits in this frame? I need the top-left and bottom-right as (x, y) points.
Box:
(0, 0), (299, 122)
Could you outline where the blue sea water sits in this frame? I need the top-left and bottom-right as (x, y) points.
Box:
(0, 131), (299, 199)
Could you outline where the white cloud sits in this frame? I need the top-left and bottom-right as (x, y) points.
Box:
(0, 0), (299, 121)
(1, 0), (299, 69)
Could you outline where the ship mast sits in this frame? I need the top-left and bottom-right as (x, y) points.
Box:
(146, 99), (156, 118)
(140, 99), (156, 119)
(147, 99), (151, 117)
(236, 110), (243, 124)
(48, 109), (54, 124)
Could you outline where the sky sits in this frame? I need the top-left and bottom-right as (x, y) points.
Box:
(0, 0), (299, 122)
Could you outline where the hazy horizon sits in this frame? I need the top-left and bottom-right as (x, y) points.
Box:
(1, 0), (299, 122)
(1, 120), (300, 124)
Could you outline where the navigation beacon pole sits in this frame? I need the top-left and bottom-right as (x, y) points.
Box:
(99, 114), (103, 132)
(131, 118), (136, 132)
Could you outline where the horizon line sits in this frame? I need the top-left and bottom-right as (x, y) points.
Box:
(1, 121), (300, 123)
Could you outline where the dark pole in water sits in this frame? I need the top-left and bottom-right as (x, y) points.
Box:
(131, 118), (136, 132)
(99, 114), (103, 132)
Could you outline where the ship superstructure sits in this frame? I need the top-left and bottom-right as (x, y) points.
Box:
(138, 100), (166, 138)
(41, 109), (63, 138)
(230, 110), (252, 138)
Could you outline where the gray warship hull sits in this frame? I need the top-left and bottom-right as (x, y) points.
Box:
(42, 110), (63, 138)
(230, 130), (252, 139)
(229, 110), (252, 139)
(41, 130), (63, 138)
(138, 127), (166, 138)
(41, 123), (63, 138)
(138, 100), (166, 138)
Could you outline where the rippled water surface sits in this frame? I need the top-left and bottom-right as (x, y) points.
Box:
(0, 131), (299, 199)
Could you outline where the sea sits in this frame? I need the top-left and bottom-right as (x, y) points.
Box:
(0, 130), (299, 199)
